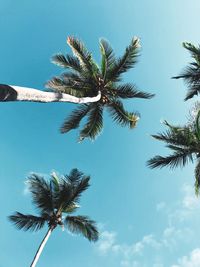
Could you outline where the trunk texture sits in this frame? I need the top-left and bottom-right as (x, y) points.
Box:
(0, 84), (101, 103)
(30, 226), (54, 267)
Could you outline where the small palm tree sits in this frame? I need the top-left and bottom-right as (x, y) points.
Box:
(147, 106), (200, 195)
(49, 36), (154, 141)
(173, 42), (200, 100)
(9, 169), (99, 267)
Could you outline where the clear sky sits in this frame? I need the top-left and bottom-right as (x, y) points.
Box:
(1, 0), (200, 266)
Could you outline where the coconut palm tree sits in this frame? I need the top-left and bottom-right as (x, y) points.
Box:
(1, 36), (154, 141)
(147, 106), (200, 195)
(173, 42), (200, 100)
(9, 169), (99, 267)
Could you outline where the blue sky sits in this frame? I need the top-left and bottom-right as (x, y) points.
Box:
(1, 0), (200, 266)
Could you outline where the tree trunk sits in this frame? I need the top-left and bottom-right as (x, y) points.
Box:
(30, 226), (55, 267)
(0, 84), (101, 103)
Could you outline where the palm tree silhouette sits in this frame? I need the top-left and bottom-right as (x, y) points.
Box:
(173, 42), (200, 100)
(0, 36), (154, 141)
(147, 106), (200, 195)
(9, 169), (99, 267)
(52, 37), (154, 141)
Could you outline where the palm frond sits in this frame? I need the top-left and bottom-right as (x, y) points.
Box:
(111, 83), (154, 99)
(9, 212), (47, 232)
(79, 103), (103, 141)
(66, 168), (85, 185)
(27, 174), (54, 213)
(62, 202), (80, 213)
(182, 42), (200, 65)
(152, 129), (197, 148)
(55, 179), (72, 211)
(69, 176), (90, 204)
(99, 39), (115, 79)
(46, 75), (90, 97)
(65, 215), (99, 242)
(61, 104), (91, 134)
(195, 159), (200, 196)
(147, 150), (194, 169)
(107, 37), (140, 82)
(108, 100), (139, 129)
(67, 37), (99, 77)
(51, 54), (82, 72)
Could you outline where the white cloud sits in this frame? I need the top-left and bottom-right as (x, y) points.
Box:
(171, 248), (200, 267)
(95, 184), (200, 267)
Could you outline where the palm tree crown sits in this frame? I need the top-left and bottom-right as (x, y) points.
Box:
(173, 42), (200, 101)
(46, 36), (154, 141)
(147, 106), (200, 195)
(9, 169), (98, 240)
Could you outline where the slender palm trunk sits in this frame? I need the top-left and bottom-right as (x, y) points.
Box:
(30, 226), (55, 267)
(0, 84), (101, 103)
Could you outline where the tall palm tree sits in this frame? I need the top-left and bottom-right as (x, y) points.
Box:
(1, 36), (154, 141)
(147, 106), (200, 195)
(9, 169), (99, 267)
(54, 37), (154, 141)
(173, 42), (200, 100)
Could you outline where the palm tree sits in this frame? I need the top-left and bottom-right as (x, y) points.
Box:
(147, 106), (200, 195)
(1, 36), (154, 141)
(173, 42), (200, 100)
(9, 169), (99, 267)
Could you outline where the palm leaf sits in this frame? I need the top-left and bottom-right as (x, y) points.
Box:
(108, 100), (139, 129)
(67, 37), (99, 77)
(195, 159), (200, 196)
(111, 83), (154, 99)
(100, 39), (115, 79)
(69, 176), (90, 204)
(9, 212), (47, 232)
(27, 174), (54, 213)
(61, 104), (91, 134)
(147, 150), (194, 169)
(65, 215), (99, 242)
(107, 37), (140, 82)
(51, 54), (82, 72)
(66, 168), (85, 185)
(79, 103), (103, 141)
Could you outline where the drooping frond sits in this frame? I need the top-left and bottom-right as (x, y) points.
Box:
(107, 37), (140, 82)
(108, 100), (139, 129)
(79, 103), (103, 141)
(61, 104), (91, 134)
(65, 215), (99, 242)
(111, 83), (154, 99)
(51, 54), (82, 73)
(27, 174), (54, 213)
(195, 159), (200, 196)
(147, 149), (194, 169)
(9, 212), (47, 232)
(100, 39), (115, 79)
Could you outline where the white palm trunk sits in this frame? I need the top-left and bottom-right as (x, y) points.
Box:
(30, 226), (54, 267)
(0, 84), (101, 103)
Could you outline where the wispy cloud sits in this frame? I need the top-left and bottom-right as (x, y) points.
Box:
(95, 183), (200, 267)
(171, 248), (200, 267)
